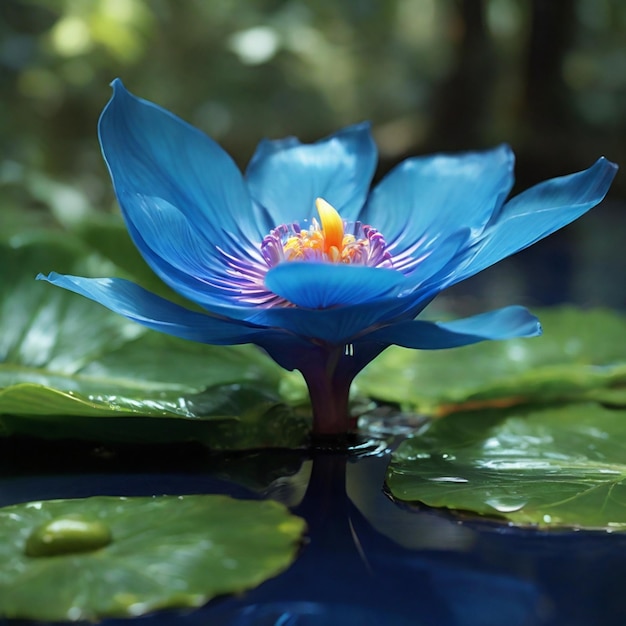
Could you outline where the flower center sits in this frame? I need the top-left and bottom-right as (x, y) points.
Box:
(261, 198), (393, 268)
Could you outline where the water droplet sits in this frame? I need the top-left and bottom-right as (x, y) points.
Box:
(429, 476), (468, 484)
(486, 498), (527, 513)
(24, 516), (112, 557)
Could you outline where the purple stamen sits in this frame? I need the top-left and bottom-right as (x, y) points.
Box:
(211, 214), (400, 309)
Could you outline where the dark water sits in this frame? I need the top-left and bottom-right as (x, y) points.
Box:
(1, 432), (625, 626)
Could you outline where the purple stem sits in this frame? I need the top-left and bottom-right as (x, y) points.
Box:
(298, 341), (388, 438)
(298, 346), (355, 437)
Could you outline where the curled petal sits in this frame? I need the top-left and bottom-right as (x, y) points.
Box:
(362, 145), (515, 254)
(451, 157), (619, 284)
(98, 79), (261, 252)
(246, 122), (377, 230)
(36, 273), (266, 345)
(264, 263), (405, 309)
(365, 306), (541, 349)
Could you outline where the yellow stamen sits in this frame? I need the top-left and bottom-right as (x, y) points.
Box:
(269, 197), (382, 265)
(315, 197), (344, 254)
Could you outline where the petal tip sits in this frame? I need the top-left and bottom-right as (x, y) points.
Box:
(597, 155), (619, 174)
(495, 142), (514, 156)
(347, 120), (372, 133)
(104, 78), (137, 112)
(336, 120), (375, 145)
(36, 271), (62, 284)
(586, 156), (619, 201)
(516, 307), (542, 337)
(107, 78), (133, 106)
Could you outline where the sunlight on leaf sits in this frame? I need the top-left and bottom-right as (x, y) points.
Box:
(358, 308), (626, 415)
(387, 403), (626, 530)
(0, 383), (309, 449)
(0, 236), (308, 447)
(0, 495), (305, 621)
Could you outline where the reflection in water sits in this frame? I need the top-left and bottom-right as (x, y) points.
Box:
(345, 441), (476, 552)
(223, 443), (547, 626)
(2, 437), (626, 625)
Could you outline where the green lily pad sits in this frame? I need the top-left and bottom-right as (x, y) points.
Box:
(358, 307), (626, 415)
(0, 384), (310, 449)
(0, 495), (306, 621)
(0, 236), (283, 407)
(387, 403), (626, 530)
(0, 236), (309, 447)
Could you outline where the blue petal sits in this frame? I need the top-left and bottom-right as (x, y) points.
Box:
(394, 228), (471, 293)
(247, 293), (412, 344)
(36, 273), (266, 345)
(245, 122), (377, 231)
(120, 194), (225, 279)
(450, 157), (618, 284)
(264, 263), (405, 309)
(365, 306), (541, 349)
(117, 193), (268, 315)
(98, 79), (261, 252)
(254, 334), (321, 372)
(362, 145), (515, 254)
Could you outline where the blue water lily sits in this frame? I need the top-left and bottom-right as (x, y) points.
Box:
(38, 80), (617, 436)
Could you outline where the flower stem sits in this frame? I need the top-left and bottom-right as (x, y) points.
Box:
(304, 370), (353, 438)
(299, 347), (355, 438)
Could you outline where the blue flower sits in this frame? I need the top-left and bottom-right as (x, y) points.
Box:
(38, 80), (618, 436)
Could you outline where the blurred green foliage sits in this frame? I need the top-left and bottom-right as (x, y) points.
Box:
(2, 0), (625, 192)
(1, 0), (624, 309)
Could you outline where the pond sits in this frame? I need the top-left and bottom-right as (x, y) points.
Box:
(2, 76), (624, 625)
(2, 2), (626, 622)
(1, 426), (625, 626)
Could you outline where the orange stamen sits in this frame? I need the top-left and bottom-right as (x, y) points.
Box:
(315, 197), (344, 254)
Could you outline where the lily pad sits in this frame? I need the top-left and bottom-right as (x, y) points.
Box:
(387, 403), (626, 530)
(0, 236), (282, 409)
(0, 384), (310, 449)
(0, 494), (306, 621)
(358, 307), (626, 415)
(0, 236), (310, 447)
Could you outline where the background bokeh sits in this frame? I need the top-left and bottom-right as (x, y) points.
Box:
(1, 0), (625, 310)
